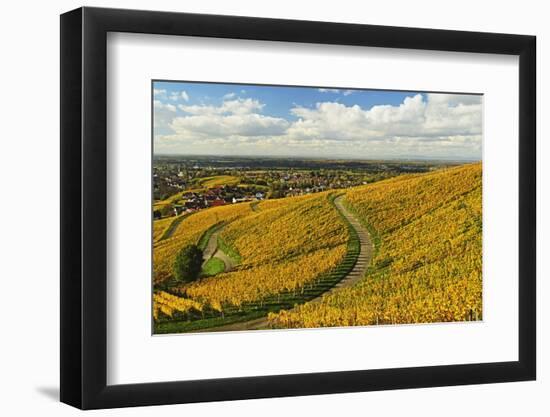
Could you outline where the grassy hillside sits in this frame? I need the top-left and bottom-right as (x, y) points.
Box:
(269, 163), (482, 328)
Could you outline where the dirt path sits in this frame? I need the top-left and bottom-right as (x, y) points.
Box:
(201, 195), (373, 333)
(212, 248), (236, 271)
(202, 228), (221, 261)
(326, 195), (373, 294)
(202, 227), (237, 272)
(159, 213), (190, 241)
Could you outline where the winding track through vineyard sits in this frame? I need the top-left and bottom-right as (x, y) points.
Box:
(202, 226), (236, 272)
(313, 196), (373, 297)
(159, 214), (188, 241)
(200, 195), (373, 332)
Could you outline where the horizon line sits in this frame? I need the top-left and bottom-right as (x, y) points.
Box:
(153, 153), (481, 163)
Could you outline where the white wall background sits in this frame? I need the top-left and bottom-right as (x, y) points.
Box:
(0, 0), (545, 415)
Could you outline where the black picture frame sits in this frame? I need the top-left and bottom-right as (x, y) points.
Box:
(60, 6), (536, 410)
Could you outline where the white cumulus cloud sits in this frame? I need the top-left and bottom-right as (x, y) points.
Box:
(169, 90), (189, 102)
(179, 98), (264, 115)
(164, 97), (288, 142)
(170, 113), (289, 137)
(318, 88), (341, 93)
(317, 88), (353, 96)
(154, 92), (482, 159)
(154, 100), (177, 112)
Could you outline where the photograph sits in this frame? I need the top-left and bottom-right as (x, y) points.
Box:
(0, 0), (542, 413)
(152, 81), (483, 334)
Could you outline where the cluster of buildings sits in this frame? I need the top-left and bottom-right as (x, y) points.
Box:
(152, 171), (188, 201)
(172, 185), (265, 215)
(257, 171), (372, 198)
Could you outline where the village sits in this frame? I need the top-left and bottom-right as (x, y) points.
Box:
(153, 156), (446, 219)
(171, 186), (266, 216)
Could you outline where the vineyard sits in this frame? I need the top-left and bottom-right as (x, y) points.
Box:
(153, 216), (175, 243)
(269, 163), (482, 328)
(153, 202), (253, 284)
(198, 175), (240, 187)
(152, 163), (483, 333)
(153, 192), (356, 333)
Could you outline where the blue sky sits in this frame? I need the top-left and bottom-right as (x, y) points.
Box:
(153, 81), (482, 160)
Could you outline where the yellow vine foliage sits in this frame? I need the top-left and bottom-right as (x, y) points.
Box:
(152, 217), (174, 243)
(199, 175), (240, 187)
(185, 245), (346, 309)
(179, 193), (348, 308)
(153, 202), (252, 283)
(153, 291), (203, 320)
(223, 193), (347, 266)
(269, 163), (482, 328)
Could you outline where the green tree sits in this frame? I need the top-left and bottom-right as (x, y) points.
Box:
(173, 244), (203, 282)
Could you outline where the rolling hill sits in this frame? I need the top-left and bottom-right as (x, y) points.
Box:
(152, 163), (482, 332)
(270, 163), (482, 328)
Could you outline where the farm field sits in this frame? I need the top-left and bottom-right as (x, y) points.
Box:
(152, 163), (482, 333)
(198, 175), (241, 187)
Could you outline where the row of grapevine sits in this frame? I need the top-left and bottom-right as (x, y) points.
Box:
(269, 163), (482, 328)
(178, 193), (349, 309)
(153, 202), (253, 284)
(153, 192), (350, 322)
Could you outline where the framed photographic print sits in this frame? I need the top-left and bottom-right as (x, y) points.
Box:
(60, 6), (536, 409)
